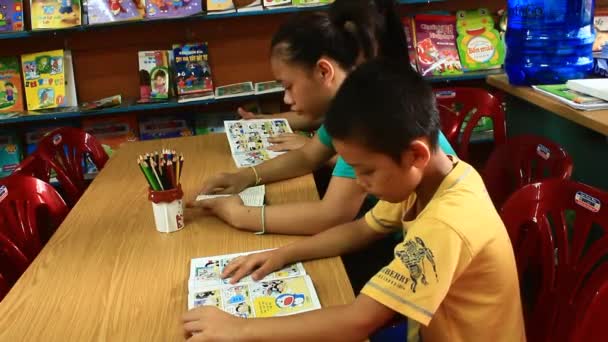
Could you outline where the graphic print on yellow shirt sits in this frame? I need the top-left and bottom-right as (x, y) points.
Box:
(361, 159), (525, 342)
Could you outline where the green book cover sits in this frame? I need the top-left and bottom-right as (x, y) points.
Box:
(535, 84), (606, 104)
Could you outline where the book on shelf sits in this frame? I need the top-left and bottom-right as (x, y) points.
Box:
(413, 14), (463, 77)
(0, 0), (24, 33)
(206, 0), (235, 14)
(146, 0), (202, 19)
(0, 56), (24, 113)
(86, 0), (145, 25)
(172, 42), (214, 101)
(215, 81), (254, 99)
(402, 17), (418, 72)
(262, 0), (292, 9)
(234, 0), (263, 12)
(254, 80), (284, 95)
(21, 49), (66, 111)
(224, 118), (292, 168)
(532, 84), (608, 111)
(566, 79), (608, 102)
(187, 250), (321, 318)
(30, 0), (82, 30)
(455, 8), (505, 72)
(138, 50), (171, 102)
(64, 50), (78, 107)
(292, 0), (330, 7)
(0, 129), (23, 178)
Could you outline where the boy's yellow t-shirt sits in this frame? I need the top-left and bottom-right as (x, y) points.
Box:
(361, 158), (525, 342)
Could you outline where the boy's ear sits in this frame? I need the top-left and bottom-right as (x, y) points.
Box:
(401, 139), (431, 169)
(315, 58), (335, 84)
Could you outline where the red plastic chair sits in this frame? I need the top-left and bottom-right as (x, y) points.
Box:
(482, 135), (573, 209)
(0, 232), (30, 301)
(0, 175), (69, 259)
(500, 179), (608, 342)
(16, 127), (108, 207)
(434, 87), (507, 161)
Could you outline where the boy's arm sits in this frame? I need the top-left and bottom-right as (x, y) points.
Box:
(199, 177), (367, 235)
(183, 294), (396, 342)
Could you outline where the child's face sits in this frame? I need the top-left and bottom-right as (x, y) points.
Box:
(271, 57), (334, 120)
(334, 139), (428, 203)
(155, 76), (165, 87)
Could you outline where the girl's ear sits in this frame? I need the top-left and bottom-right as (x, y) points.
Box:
(315, 58), (336, 84)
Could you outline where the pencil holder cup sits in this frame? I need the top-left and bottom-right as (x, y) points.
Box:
(148, 185), (184, 233)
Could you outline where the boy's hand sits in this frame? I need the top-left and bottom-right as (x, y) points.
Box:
(237, 107), (262, 120)
(267, 133), (310, 152)
(200, 172), (252, 195)
(183, 306), (247, 341)
(188, 196), (249, 230)
(221, 250), (287, 284)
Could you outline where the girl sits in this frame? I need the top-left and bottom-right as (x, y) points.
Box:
(196, 0), (455, 238)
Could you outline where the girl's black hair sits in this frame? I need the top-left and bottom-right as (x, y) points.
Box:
(271, 0), (409, 70)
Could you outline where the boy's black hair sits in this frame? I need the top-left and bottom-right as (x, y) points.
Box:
(270, 0), (409, 70)
(4, 82), (13, 87)
(325, 59), (440, 162)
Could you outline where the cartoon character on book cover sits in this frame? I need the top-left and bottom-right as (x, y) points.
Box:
(456, 8), (504, 71)
(0, 57), (24, 112)
(138, 50), (170, 101)
(146, 0), (200, 19)
(173, 42), (213, 97)
(0, 0), (24, 32)
(21, 50), (66, 111)
(30, 0), (81, 29)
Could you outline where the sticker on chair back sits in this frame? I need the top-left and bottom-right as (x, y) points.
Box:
(435, 90), (456, 99)
(52, 134), (62, 146)
(536, 144), (551, 160)
(0, 185), (7, 203)
(575, 191), (601, 213)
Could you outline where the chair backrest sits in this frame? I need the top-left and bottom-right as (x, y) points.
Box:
(0, 174), (69, 259)
(483, 135), (573, 209)
(500, 179), (608, 342)
(434, 87), (507, 161)
(31, 127), (108, 206)
(12, 154), (53, 182)
(0, 232), (30, 301)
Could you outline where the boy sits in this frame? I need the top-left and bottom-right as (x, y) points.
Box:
(183, 60), (525, 342)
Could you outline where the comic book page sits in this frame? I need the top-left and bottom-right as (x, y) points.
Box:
(224, 119), (292, 168)
(188, 275), (321, 318)
(188, 249), (306, 292)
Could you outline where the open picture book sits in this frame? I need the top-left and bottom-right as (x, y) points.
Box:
(188, 250), (321, 318)
(224, 119), (293, 168)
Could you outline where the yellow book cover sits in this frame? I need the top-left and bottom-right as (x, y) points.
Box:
(30, 0), (82, 30)
(21, 50), (66, 111)
(206, 0), (234, 12)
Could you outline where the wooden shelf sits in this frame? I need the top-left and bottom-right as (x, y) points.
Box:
(0, 93), (268, 124)
(0, 0), (441, 41)
(487, 74), (608, 136)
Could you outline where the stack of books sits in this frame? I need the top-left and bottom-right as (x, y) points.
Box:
(532, 78), (608, 111)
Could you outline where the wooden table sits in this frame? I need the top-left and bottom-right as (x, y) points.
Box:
(487, 74), (608, 136)
(0, 134), (354, 341)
